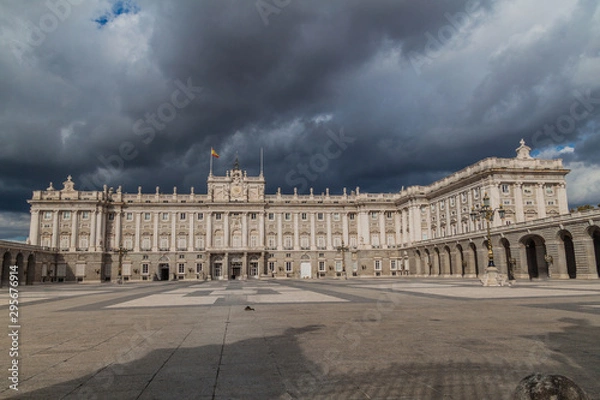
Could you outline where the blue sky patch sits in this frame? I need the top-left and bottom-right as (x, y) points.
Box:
(94, 0), (140, 27)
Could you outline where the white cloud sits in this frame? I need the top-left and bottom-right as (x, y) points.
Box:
(565, 161), (600, 206)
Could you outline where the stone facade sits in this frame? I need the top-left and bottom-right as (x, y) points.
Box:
(6, 140), (598, 284)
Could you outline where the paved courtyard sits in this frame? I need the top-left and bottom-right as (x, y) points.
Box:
(2, 278), (600, 399)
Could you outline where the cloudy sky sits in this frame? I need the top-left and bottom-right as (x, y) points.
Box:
(1, 0), (599, 241)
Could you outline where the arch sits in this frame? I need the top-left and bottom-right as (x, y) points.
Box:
(558, 230), (577, 279)
(469, 242), (479, 276)
(501, 238), (514, 280)
(424, 249), (432, 276)
(415, 250), (422, 275)
(444, 246), (453, 275)
(520, 235), (547, 279)
(1, 251), (12, 287)
(589, 226), (600, 278)
(300, 254), (310, 260)
(26, 254), (36, 285)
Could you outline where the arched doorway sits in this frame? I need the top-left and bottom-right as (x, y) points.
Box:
(444, 246), (453, 275)
(1, 252), (12, 287)
(501, 239), (514, 280)
(591, 227), (600, 278)
(522, 235), (547, 279)
(469, 242), (479, 276)
(26, 254), (36, 285)
(559, 230), (577, 279)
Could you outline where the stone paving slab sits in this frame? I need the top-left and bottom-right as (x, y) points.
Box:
(1, 278), (599, 399)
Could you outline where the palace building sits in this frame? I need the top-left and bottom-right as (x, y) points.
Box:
(20, 139), (600, 284)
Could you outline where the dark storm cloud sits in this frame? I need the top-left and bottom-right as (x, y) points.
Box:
(0, 0), (599, 239)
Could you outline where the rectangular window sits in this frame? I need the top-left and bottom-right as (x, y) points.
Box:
(63, 211), (71, 220)
(333, 213), (340, 221)
(301, 212), (308, 221)
(317, 212), (324, 221)
(251, 235), (258, 247)
(374, 260), (382, 270)
(178, 263), (185, 274)
(385, 211), (393, 219)
(349, 236), (357, 247)
(162, 213), (169, 221)
(195, 237), (204, 249)
(180, 212), (186, 220)
(371, 212), (378, 220)
(215, 213), (222, 220)
(546, 185), (554, 195)
(178, 238), (187, 250)
(317, 236), (325, 249)
(42, 211), (52, 220)
(335, 260), (343, 272)
(196, 263), (202, 273)
(300, 237), (309, 249)
(285, 261), (293, 272)
(284, 212), (291, 221)
(125, 212), (133, 221)
(319, 261), (325, 272)
(197, 213), (204, 220)
(284, 236), (292, 249)
(142, 263), (149, 275)
(501, 184), (510, 193)
(144, 212), (151, 221)
(81, 211), (90, 220)
(391, 260), (397, 270)
(142, 238), (151, 250)
(450, 197), (455, 206)
(268, 213), (275, 221)
(124, 238), (133, 250)
(349, 213), (355, 220)
(387, 235), (395, 246)
(333, 237), (341, 248)
(268, 261), (275, 272)
(268, 236), (276, 249)
(372, 235), (380, 247)
(250, 213), (257, 220)
(160, 238), (169, 250)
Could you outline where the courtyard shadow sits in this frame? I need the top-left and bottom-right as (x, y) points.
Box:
(5, 320), (599, 400)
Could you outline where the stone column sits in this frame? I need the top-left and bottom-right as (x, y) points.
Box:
(277, 213), (283, 250)
(557, 183), (569, 214)
(90, 209), (97, 251)
(152, 212), (159, 251)
(224, 212), (230, 248)
(258, 212), (264, 247)
(401, 208), (408, 245)
(536, 183), (547, 219)
(114, 209), (121, 248)
(189, 212), (195, 250)
(134, 212), (141, 252)
(514, 182), (525, 223)
(51, 210), (59, 249)
(241, 212), (248, 248)
(29, 210), (40, 246)
(206, 212), (212, 248)
(379, 211), (385, 247)
(170, 212), (177, 251)
(70, 210), (78, 251)
(326, 213), (332, 250)
(95, 210), (103, 251)
(394, 211), (401, 246)
(310, 212), (316, 249)
(342, 212), (349, 245)
(293, 213), (299, 250)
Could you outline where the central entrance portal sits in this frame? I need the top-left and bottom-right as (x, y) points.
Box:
(231, 263), (242, 280)
(159, 264), (169, 281)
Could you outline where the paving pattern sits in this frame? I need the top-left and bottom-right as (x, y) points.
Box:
(1, 278), (599, 399)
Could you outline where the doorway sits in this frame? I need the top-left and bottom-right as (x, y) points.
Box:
(159, 264), (169, 281)
(231, 262), (242, 280)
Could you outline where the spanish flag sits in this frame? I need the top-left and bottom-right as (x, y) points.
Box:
(211, 148), (219, 158)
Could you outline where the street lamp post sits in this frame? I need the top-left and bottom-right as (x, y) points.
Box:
(336, 240), (349, 280)
(470, 192), (506, 286)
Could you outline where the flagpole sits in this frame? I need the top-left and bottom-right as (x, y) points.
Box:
(260, 147), (264, 177)
(209, 148), (213, 176)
